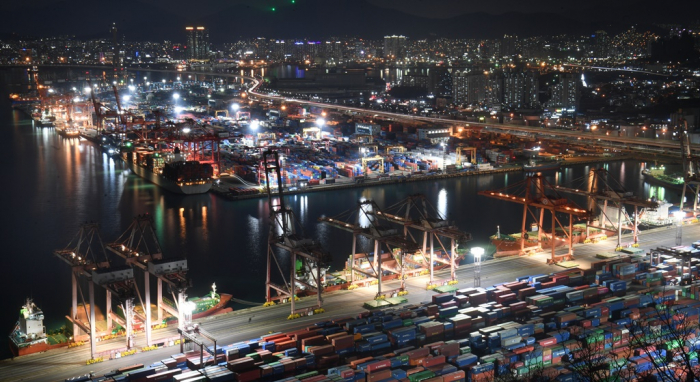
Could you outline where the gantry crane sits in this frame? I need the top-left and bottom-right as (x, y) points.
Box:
(679, 118), (700, 212)
(263, 150), (330, 316)
(106, 215), (192, 346)
(455, 145), (477, 168)
(478, 175), (589, 264)
(553, 168), (659, 248)
(360, 144), (380, 158)
(86, 78), (104, 131)
(361, 155), (385, 176)
(54, 223), (136, 360)
(302, 127), (321, 140)
(385, 146), (406, 155)
(318, 200), (420, 296)
(354, 134), (374, 144)
(371, 194), (472, 283)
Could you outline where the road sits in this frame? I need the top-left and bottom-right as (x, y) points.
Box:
(17, 64), (694, 153)
(0, 221), (693, 382)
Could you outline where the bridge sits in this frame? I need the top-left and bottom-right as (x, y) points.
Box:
(13, 64), (697, 153)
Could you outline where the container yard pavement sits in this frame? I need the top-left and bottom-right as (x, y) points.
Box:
(0, 222), (688, 381)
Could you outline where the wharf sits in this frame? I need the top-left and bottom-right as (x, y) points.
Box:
(0, 220), (691, 381)
(211, 155), (630, 201)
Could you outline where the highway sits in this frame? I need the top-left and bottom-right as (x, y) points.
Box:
(23, 64), (695, 153)
(0, 221), (693, 382)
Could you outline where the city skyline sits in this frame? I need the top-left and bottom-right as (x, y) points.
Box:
(2, 0), (700, 42)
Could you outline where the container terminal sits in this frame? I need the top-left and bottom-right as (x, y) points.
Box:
(3, 145), (700, 382)
(4, 220), (700, 382)
(6, 68), (700, 381)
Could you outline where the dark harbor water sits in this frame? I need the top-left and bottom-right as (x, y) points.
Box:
(0, 67), (682, 360)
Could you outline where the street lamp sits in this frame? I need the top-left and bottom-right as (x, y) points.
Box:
(231, 103), (240, 111)
(674, 210), (685, 246)
(250, 120), (259, 130)
(440, 141), (447, 172)
(471, 247), (485, 287)
(173, 93), (180, 100)
(316, 118), (325, 128)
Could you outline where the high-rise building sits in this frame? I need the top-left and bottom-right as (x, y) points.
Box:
(384, 35), (407, 59)
(549, 73), (579, 110)
(500, 35), (519, 58)
(503, 70), (539, 109)
(185, 26), (209, 60)
(592, 30), (610, 59)
(452, 70), (469, 104)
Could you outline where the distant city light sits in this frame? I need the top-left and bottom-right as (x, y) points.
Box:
(123, 95), (131, 102)
(316, 118), (325, 127)
(173, 93), (180, 100)
(251, 120), (260, 130)
(231, 103), (240, 111)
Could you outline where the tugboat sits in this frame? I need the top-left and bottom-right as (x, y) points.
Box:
(9, 299), (69, 357)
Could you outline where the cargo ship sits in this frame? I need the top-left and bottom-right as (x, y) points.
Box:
(121, 145), (213, 195)
(164, 284), (233, 323)
(490, 223), (602, 257)
(641, 166), (684, 191)
(9, 299), (69, 357)
(523, 158), (561, 172)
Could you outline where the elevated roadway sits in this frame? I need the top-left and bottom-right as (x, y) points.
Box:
(16, 64), (695, 153)
(0, 222), (694, 381)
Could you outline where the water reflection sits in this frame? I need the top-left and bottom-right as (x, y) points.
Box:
(437, 188), (447, 219)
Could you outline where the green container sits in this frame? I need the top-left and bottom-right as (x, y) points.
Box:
(246, 352), (261, 361)
(403, 319), (414, 327)
(408, 370), (437, 382)
(460, 346), (472, 355)
(296, 371), (319, 380)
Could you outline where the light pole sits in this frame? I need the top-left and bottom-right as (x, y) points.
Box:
(674, 210), (685, 246)
(440, 141), (447, 172)
(471, 247), (484, 287)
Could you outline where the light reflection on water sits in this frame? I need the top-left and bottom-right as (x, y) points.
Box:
(0, 68), (689, 360)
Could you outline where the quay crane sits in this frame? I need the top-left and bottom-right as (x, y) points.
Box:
(105, 215), (192, 348)
(680, 118), (700, 212)
(54, 223), (137, 360)
(478, 175), (589, 264)
(553, 168), (659, 248)
(263, 150), (330, 316)
(318, 200), (419, 297)
(370, 194), (471, 284)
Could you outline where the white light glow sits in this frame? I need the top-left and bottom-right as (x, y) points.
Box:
(182, 127), (191, 133)
(231, 103), (240, 111)
(250, 120), (260, 130)
(316, 118), (325, 127)
(173, 93), (180, 100)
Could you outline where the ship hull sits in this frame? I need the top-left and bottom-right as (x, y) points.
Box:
(167, 293), (232, 324)
(9, 339), (68, 357)
(123, 157), (212, 195)
(192, 293), (233, 320)
(642, 171), (684, 191)
(523, 162), (560, 172)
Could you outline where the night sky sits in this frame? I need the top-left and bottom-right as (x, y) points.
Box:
(2, 0), (699, 41)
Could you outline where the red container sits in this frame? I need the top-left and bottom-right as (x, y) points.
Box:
(366, 359), (391, 373)
(423, 355), (446, 368)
